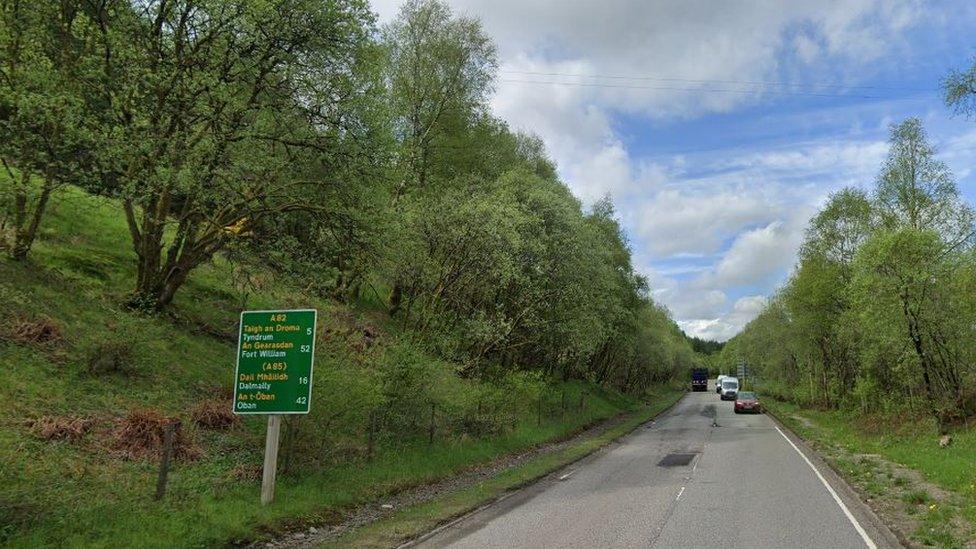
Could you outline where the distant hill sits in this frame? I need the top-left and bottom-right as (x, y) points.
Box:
(687, 336), (725, 355)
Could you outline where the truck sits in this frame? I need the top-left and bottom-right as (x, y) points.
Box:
(691, 368), (708, 392)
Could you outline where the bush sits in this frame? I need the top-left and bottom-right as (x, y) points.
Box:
(108, 409), (201, 462)
(27, 416), (92, 442)
(190, 399), (239, 430)
(5, 315), (63, 346)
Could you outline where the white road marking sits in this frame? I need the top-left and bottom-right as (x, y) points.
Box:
(558, 471), (575, 481)
(675, 486), (685, 501)
(774, 426), (877, 549)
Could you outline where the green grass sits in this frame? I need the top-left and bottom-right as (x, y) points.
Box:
(767, 401), (976, 496)
(0, 187), (680, 547)
(767, 399), (976, 547)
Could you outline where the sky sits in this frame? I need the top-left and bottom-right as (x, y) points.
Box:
(370, 0), (976, 341)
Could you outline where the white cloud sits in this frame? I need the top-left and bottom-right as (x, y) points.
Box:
(679, 295), (768, 341)
(439, 0), (927, 118)
(705, 218), (807, 287)
(794, 33), (821, 64)
(632, 187), (781, 256)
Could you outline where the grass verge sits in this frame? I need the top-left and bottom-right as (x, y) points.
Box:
(327, 390), (684, 548)
(766, 400), (976, 548)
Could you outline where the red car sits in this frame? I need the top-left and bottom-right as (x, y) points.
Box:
(734, 391), (762, 414)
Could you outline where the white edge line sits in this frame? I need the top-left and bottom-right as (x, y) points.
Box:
(675, 486), (685, 501)
(774, 426), (877, 549)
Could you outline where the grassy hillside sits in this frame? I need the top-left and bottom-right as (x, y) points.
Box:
(0, 187), (678, 547)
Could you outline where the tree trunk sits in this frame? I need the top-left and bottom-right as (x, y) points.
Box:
(903, 297), (945, 433)
(388, 282), (403, 317)
(9, 173), (55, 261)
(123, 197), (226, 312)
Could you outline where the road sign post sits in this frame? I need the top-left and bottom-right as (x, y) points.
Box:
(261, 415), (282, 505)
(232, 309), (317, 505)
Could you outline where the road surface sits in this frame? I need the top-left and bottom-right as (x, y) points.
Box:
(415, 386), (899, 549)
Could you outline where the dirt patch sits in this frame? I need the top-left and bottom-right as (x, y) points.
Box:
(27, 416), (92, 442)
(256, 410), (643, 548)
(5, 316), (63, 346)
(790, 414), (816, 430)
(191, 399), (239, 430)
(842, 449), (974, 547)
(107, 409), (202, 461)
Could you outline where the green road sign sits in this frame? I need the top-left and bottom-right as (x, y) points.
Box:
(233, 309), (317, 414)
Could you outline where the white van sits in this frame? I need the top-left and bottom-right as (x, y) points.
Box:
(715, 375), (727, 393)
(720, 377), (739, 400)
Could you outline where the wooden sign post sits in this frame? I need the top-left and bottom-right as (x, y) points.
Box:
(261, 415), (282, 505)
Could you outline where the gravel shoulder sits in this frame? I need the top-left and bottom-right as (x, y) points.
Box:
(256, 395), (684, 548)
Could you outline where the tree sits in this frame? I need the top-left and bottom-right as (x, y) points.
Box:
(874, 118), (973, 247)
(783, 188), (874, 406)
(89, 0), (379, 310)
(800, 187), (873, 268)
(382, 0), (497, 316)
(0, 1), (103, 260)
(943, 56), (976, 118)
(732, 117), (976, 426)
(851, 229), (971, 431)
(383, 0), (496, 199)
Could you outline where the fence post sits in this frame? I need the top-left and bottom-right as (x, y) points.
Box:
(537, 394), (543, 426)
(154, 420), (178, 501)
(561, 389), (566, 419)
(428, 403), (436, 444)
(511, 399), (517, 429)
(367, 410), (376, 461)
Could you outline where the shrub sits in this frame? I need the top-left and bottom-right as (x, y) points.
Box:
(27, 416), (91, 442)
(190, 399), (239, 430)
(5, 316), (62, 346)
(108, 409), (201, 461)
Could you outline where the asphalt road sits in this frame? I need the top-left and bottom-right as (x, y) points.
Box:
(415, 385), (900, 549)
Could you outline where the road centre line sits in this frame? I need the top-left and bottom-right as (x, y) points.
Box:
(774, 426), (877, 549)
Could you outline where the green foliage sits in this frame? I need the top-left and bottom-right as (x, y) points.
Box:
(688, 336), (724, 355)
(725, 117), (976, 431)
(943, 55), (976, 118)
(0, 0), (696, 395)
(0, 1), (107, 259)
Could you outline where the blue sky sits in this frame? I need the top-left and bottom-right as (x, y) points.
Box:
(373, 0), (976, 340)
